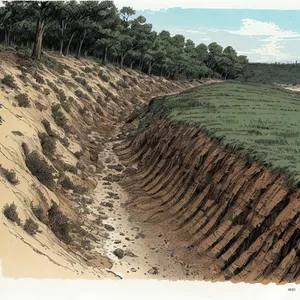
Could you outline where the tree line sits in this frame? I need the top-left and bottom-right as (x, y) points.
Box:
(0, 1), (249, 80)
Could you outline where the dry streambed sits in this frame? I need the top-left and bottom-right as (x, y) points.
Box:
(90, 136), (198, 280)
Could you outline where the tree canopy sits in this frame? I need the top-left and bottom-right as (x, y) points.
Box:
(0, 1), (249, 80)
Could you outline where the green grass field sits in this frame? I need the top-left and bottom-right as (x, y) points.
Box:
(142, 81), (300, 183)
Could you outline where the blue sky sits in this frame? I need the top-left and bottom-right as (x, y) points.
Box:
(114, 1), (300, 62)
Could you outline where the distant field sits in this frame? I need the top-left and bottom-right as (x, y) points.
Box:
(143, 82), (300, 182)
(248, 63), (300, 85)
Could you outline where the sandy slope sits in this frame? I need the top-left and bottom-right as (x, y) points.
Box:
(0, 51), (203, 279)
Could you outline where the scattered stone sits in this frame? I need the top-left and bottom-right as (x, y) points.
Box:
(120, 232), (125, 236)
(104, 224), (115, 231)
(148, 267), (159, 275)
(100, 201), (113, 208)
(135, 232), (145, 239)
(107, 164), (124, 172)
(113, 248), (124, 259)
(114, 240), (121, 244)
(125, 237), (130, 241)
(131, 268), (137, 272)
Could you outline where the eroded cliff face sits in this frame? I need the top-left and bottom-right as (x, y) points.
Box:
(116, 120), (300, 284)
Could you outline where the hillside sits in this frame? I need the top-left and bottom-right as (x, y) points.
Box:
(0, 50), (200, 279)
(117, 81), (300, 284)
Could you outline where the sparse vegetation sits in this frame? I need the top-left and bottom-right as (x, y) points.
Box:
(39, 132), (56, 159)
(60, 176), (74, 190)
(98, 70), (109, 82)
(2, 74), (17, 89)
(51, 104), (70, 132)
(25, 151), (56, 190)
(15, 93), (31, 107)
(0, 167), (19, 185)
(24, 218), (39, 235)
(3, 203), (21, 225)
(41, 55), (65, 75)
(47, 201), (72, 244)
(74, 76), (87, 86)
(31, 204), (45, 223)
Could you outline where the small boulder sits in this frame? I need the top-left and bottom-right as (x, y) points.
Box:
(113, 248), (124, 259)
(148, 267), (159, 275)
(104, 224), (115, 231)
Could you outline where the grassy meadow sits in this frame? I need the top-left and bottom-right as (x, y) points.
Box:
(142, 82), (300, 182)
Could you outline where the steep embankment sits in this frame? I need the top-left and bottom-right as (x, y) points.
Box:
(116, 91), (300, 284)
(0, 51), (198, 278)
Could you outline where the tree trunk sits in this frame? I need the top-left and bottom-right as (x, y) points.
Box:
(120, 55), (125, 69)
(160, 66), (164, 77)
(75, 31), (86, 60)
(32, 18), (45, 60)
(147, 61), (152, 75)
(102, 47), (108, 64)
(139, 60), (144, 72)
(225, 71), (230, 80)
(63, 31), (76, 56)
(130, 58), (136, 69)
(59, 20), (65, 56)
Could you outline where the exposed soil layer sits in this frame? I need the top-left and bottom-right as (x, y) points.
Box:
(116, 120), (300, 284)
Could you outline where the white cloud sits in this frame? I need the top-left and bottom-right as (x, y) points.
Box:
(113, 0), (300, 10)
(218, 18), (300, 61)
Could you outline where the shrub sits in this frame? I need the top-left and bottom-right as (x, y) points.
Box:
(41, 55), (65, 75)
(98, 70), (109, 82)
(0, 167), (19, 185)
(15, 93), (30, 107)
(74, 89), (84, 99)
(74, 151), (83, 159)
(61, 101), (71, 113)
(63, 163), (77, 174)
(84, 67), (93, 73)
(74, 76), (87, 86)
(32, 83), (43, 92)
(61, 176), (74, 190)
(22, 142), (30, 157)
(56, 89), (67, 102)
(86, 85), (93, 93)
(42, 119), (56, 137)
(73, 185), (88, 194)
(3, 203), (21, 225)
(34, 72), (45, 84)
(118, 80), (129, 89)
(51, 104), (69, 131)
(24, 218), (39, 235)
(34, 101), (47, 111)
(47, 201), (72, 244)
(109, 81), (118, 90)
(2, 74), (17, 89)
(39, 132), (56, 159)
(59, 137), (70, 147)
(25, 151), (56, 189)
(44, 88), (51, 95)
(46, 79), (60, 93)
(31, 204), (44, 223)
(69, 69), (77, 77)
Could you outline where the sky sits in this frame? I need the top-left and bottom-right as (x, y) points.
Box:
(114, 0), (300, 62)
